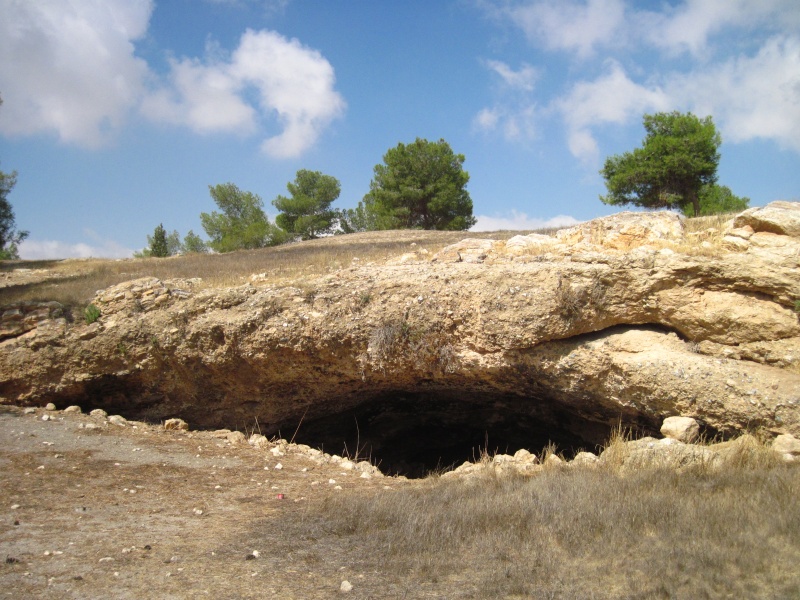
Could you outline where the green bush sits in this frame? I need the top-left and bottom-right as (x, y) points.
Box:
(84, 303), (101, 324)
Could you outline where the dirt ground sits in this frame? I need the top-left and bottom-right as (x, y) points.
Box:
(0, 404), (413, 599)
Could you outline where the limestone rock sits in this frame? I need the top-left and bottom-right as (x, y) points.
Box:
(1, 206), (798, 451)
(772, 433), (800, 459)
(164, 418), (189, 431)
(733, 201), (800, 237)
(661, 416), (700, 443)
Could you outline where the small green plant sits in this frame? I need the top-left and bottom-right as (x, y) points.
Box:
(84, 304), (101, 324)
(794, 299), (800, 313)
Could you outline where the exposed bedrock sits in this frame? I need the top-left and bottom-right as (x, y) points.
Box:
(2, 203), (799, 474)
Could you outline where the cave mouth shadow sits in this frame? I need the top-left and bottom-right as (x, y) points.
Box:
(287, 390), (641, 479)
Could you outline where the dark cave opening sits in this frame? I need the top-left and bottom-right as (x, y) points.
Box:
(287, 390), (650, 478)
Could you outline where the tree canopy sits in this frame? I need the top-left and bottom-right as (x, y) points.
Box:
(681, 184), (749, 217)
(0, 164), (28, 260)
(600, 111), (721, 217)
(148, 224), (169, 257)
(273, 169), (340, 240)
(347, 138), (476, 231)
(201, 183), (286, 252)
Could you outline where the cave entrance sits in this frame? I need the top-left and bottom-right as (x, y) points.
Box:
(288, 391), (629, 478)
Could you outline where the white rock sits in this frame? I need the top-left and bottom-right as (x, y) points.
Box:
(340, 580), (353, 592)
(23, 407), (36, 414)
(270, 446), (285, 457)
(773, 433), (800, 457)
(248, 434), (269, 448)
(164, 418), (189, 431)
(571, 451), (598, 466)
(660, 416), (700, 443)
(226, 431), (247, 444)
(108, 415), (127, 427)
(90, 409), (108, 418)
(63, 405), (82, 414)
(45, 403), (56, 411)
(41, 415), (51, 421)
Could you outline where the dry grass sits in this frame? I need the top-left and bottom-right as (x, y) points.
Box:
(0, 229), (530, 309)
(311, 435), (800, 599)
(0, 214), (739, 310)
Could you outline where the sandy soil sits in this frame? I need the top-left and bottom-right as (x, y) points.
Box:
(0, 405), (409, 599)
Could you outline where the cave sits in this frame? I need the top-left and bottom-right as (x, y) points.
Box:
(285, 390), (658, 478)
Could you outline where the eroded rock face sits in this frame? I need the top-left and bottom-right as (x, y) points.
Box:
(1, 203), (799, 473)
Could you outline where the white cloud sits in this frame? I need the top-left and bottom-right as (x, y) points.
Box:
(638, 0), (800, 57)
(0, 0), (153, 147)
(501, 0), (626, 58)
(472, 210), (580, 231)
(667, 36), (800, 152)
(20, 235), (134, 260)
(555, 61), (670, 162)
(0, 2), (342, 158)
(484, 59), (538, 91)
(142, 29), (346, 158)
(474, 60), (539, 142)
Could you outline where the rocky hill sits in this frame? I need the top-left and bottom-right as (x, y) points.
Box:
(1, 202), (799, 475)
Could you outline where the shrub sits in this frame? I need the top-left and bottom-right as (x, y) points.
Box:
(83, 304), (101, 324)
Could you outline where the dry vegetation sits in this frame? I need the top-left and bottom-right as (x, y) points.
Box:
(0, 214), (738, 312)
(311, 436), (799, 599)
(0, 229), (530, 309)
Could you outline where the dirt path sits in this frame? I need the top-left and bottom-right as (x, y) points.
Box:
(0, 405), (409, 599)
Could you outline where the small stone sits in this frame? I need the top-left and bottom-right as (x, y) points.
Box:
(63, 405), (82, 414)
(90, 409), (108, 418)
(98, 557), (113, 563)
(163, 418), (189, 431)
(45, 403), (56, 411)
(23, 408), (35, 414)
(41, 415), (51, 421)
(193, 508), (203, 516)
(340, 580), (353, 592)
(660, 416), (700, 443)
(773, 433), (800, 457)
(226, 431), (247, 445)
(108, 415), (127, 427)
(274, 463), (283, 470)
(270, 446), (285, 457)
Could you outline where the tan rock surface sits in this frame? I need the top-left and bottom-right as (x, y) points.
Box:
(1, 204), (799, 455)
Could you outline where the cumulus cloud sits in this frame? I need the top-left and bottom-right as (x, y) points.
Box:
(474, 60), (539, 141)
(499, 0), (626, 58)
(484, 59), (538, 91)
(20, 234), (134, 260)
(637, 0), (800, 57)
(667, 36), (800, 152)
(0, 0), (152, 147)
(472, 210), (580, 232)
(555, 61), (670, 162)
(0, 2), (343, 158)
(142, 29), (346, 158)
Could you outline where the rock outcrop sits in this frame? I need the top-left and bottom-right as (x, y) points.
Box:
(1, 202), (799, 472)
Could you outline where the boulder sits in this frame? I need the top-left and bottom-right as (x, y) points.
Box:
(732, 201), (800, 237)
(772, 433), (800, 459)
(660, 416), (700, 443)
(164, 418), (189, 431)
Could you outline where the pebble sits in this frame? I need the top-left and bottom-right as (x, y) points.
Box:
(340, 580), (353, 592)
(63, 406), (82, 414)
(45, 403), (56, 411)
(41, 415), (51, 421)
(274, 463), (283, 470)
(193, 508), (203, 516)
(23, 407), (36, 414)
(90, 409), (108, 418)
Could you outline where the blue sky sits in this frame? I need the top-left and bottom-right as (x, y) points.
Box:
(1, 0), (799, 259)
